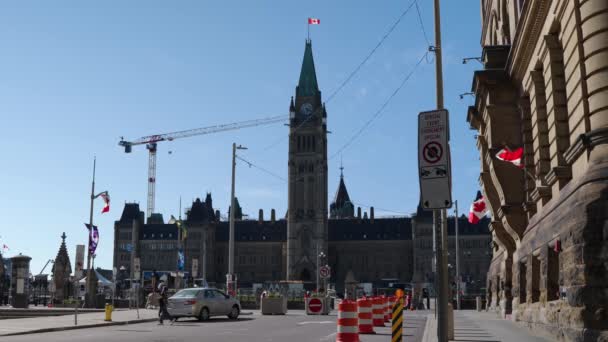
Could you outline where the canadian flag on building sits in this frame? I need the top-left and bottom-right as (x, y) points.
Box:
(495, 147), (524, 169)
(468, 191), (488, 224)
(308, 18), (320, 25)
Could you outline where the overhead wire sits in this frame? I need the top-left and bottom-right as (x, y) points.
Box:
(329, 50), (429, 160)
(414, 0), (431, 47)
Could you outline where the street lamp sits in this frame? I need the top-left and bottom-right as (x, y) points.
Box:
(227, 143), (247, 297)
(316, 249), (326, 293)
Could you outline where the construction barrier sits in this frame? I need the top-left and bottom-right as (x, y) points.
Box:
(372, 297), (385, 327)
(392, 296), (404, 342)
(356, 297), (375, 334)
(383, 296), (391, 323)
(336, 299), (359, 342)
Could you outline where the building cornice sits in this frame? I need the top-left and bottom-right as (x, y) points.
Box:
(507, 0), (551, 83)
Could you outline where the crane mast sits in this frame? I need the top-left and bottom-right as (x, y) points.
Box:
(120, 115), (287, 221)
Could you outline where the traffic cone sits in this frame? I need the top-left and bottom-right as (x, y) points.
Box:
(356, 297), (375, 334)
(336, 299), (359, 342)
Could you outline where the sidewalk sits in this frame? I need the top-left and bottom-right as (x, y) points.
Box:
(422, 310), (554, 342)
(0, 308), (158, 336)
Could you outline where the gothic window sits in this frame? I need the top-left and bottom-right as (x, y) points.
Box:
(312, 136), (316, 151)
(530, 67), (551, 199)
(519, 261), (527, 302)
(297, 136), (301, 151)
(531, 255), (540, 303)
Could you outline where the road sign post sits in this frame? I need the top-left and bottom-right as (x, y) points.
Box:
(418, 109), (452, 209)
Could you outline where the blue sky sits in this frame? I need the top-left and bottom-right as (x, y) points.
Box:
(0, 1), (482, 274)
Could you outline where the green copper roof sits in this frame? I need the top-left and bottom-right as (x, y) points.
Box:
(297, 40), (319, 97)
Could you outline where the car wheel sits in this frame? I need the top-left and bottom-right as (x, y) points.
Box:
(228, 305), (239, 320)
(198, 307), (210, 321)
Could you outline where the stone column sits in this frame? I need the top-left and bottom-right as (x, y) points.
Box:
(10, 255), (32, 309)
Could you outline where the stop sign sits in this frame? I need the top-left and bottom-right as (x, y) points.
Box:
(308, 298), (323, 313)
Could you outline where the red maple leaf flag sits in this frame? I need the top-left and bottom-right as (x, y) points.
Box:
(308, 18), (320, 25)
(468, 191), (488, 224)
(100, 192), (110, 213)
(496, 147), (524, 169)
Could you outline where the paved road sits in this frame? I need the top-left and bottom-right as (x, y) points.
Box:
(2, 310), (428, 342)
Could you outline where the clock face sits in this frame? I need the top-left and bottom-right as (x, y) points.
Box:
(300, 102), (313, 116)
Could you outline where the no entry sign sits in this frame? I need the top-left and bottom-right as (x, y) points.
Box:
(418, 109), (452, 209)
(308, 298), (323, 313)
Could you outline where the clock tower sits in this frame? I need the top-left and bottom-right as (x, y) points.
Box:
(287, 39), (328, 281)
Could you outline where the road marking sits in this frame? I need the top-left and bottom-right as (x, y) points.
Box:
(320, 332), (337, 341)
(297, 321), (334, 325)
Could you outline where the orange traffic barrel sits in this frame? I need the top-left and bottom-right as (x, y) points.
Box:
(383, 296), (391, 322)
(372, 297), (385, 327)
(356, 297), (375, 334)
(336, 299), (360, 342)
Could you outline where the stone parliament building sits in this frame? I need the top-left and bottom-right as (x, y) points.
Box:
(113, 40), (492, 295)
(466, 0), (608, 340)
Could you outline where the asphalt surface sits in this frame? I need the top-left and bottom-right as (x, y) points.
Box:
(1, 310), (429, 342)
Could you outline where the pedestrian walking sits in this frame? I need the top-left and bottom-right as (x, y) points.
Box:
(158, 282), (171, 325)
(423, 288), (430, 310)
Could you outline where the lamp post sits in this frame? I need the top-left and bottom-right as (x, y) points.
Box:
(228, 143), (247, 297)
(316, 246), (326, 293)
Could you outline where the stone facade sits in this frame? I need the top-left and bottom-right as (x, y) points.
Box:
(468, 1), (608, 340)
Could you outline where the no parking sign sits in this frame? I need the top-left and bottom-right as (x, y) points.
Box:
(418, 109), (452, 209)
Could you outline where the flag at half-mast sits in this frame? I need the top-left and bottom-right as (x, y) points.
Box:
(308, 17), (320, 25)
(468, 191), (488, 224)
(496, 147), (524, 169)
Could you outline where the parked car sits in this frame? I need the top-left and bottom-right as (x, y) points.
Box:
(167, 288), (241, 321)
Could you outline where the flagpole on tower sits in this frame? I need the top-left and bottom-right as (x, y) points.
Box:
(85, 156), (96, 308)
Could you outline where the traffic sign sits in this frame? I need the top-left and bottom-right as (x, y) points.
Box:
(134, 257), (141, 280)
(192, 258), (199, 278)
(75, 245), (85, 279)
(319, 265), (331, 279)
(418, 109), (452, 209)
(308, 298), (323, 313)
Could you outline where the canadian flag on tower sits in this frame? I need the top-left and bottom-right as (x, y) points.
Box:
(308, 18), (320, 25)
(468, 191), (488, 224)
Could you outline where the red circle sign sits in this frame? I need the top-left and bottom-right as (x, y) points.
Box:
(319, 266), (330, 278)
(423, 141), (443, 164)
(309, 298), (323, 313)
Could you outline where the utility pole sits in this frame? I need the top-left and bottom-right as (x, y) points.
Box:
(85, 157), (96, 308)
(228, 143), (247, 297)
(316, 243), (320, 292)
(433, 0), (451, 341)
(455, 200), (461, 310)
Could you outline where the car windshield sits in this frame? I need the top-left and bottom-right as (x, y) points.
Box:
(171, 289), (200, 298)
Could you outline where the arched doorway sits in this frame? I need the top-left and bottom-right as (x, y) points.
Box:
(300, 268), (311, 281)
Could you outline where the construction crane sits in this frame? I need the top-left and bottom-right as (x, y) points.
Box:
(119, 115), (288, 220)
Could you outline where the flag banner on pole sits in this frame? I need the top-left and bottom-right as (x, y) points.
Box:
(89, 225), (99, 255)
(2, 244), (8, 251)
(496, 147), (524, 168)
(308, 17), (320, 24)
(177, 249), (185, 271)
(100, 191), (110, 213)
(468, 191), (488, 224)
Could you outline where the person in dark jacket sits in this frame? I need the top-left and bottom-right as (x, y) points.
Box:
(158, 283), (171, 325)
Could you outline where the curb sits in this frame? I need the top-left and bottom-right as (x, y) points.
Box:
(1, 318), (158, 337)
(421, 314), (437, 342)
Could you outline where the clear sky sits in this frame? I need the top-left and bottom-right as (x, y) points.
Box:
(0, 1), (482, 275)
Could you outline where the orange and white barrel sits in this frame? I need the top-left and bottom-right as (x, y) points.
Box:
(383, 295), (390, 322)
(336, 299), (360, 342)
(372, 297), (385, 327)
(356, 297), (375, 334)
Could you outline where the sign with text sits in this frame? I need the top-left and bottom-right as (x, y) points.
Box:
(134, 257), (141, 280)
(75, 244), (85, 279)
(418, 109), (452, 209)
(192, 258), (199, 278)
